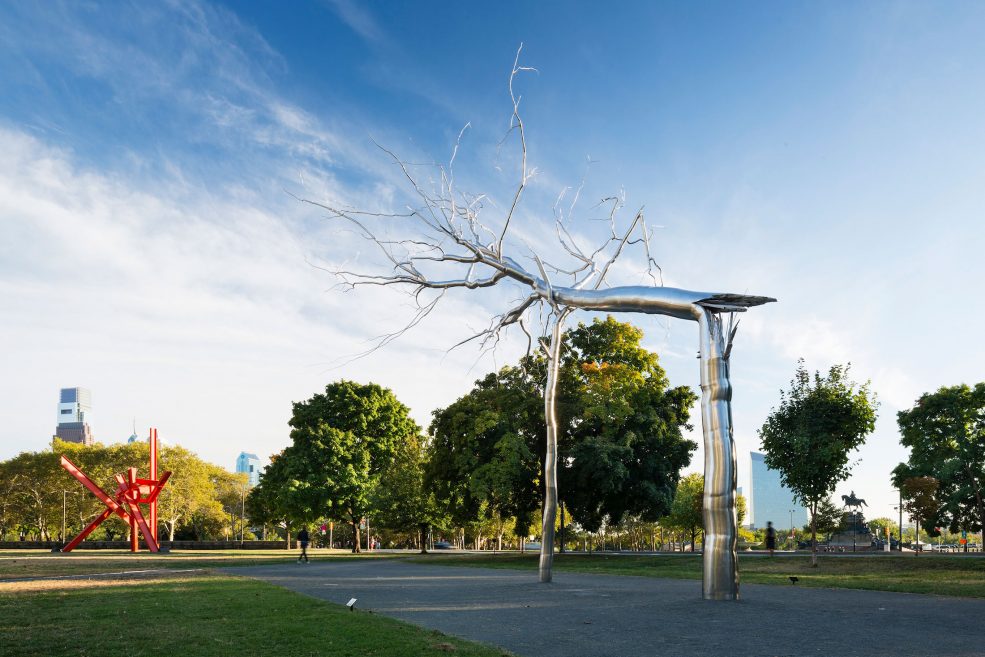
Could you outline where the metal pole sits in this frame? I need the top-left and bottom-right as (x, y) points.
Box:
(240, 485), (246, 543)
(899, 488), (903, 551)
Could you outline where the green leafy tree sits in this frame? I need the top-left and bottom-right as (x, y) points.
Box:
(428, 364), (545, 544)
(559, 318), (698, 531)
(3, 451), (60, 540)
(245, 463), (284, 541)
(372, 435), (445, 553)
(214, 469), (250, 540)
(664, 473), (704, 551)
(282, 380), (419, 552)
(156, 444), (221, 541)
(813, 497), (843, 538)
(427, 317), (697, 543)
(901, 476), (940, 556)
(758, 360), (878, 566)
(245, 450), (304, 546)
(893, 383), (985, 545)
(867, 516), (899, 543)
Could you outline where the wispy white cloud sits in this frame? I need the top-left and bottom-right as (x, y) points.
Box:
(0, 126), (522, 467)
(323, 0), (386, 45)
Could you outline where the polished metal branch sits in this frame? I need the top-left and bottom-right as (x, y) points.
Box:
(307, 152), (775, 599)
(532, 283), (773, 599)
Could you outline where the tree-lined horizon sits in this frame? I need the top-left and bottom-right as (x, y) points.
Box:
(4, 331), (980, 558)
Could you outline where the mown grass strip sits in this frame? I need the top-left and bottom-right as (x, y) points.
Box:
(409, 552), (985, 598)
(0, 549), (401, 580)
(0, 572), (511, 657)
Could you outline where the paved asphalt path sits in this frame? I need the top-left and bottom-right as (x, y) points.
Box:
(229, 559), (984, 657)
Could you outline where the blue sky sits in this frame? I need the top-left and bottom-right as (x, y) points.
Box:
(2, 1), (984, 525)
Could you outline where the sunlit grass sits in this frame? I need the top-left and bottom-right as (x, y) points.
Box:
(0, 571), (512, 657)
(410, 552), (985, 598)
(0, 548), (402, 579)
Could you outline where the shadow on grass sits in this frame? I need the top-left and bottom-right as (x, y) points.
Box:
(0, 573), (511, 657)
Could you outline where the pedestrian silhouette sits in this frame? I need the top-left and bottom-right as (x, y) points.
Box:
(766, 521), (777, 556)
(298, 527), (310, 563)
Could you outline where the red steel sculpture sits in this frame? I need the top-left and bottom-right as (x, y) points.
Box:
(60, 428), (171, 553)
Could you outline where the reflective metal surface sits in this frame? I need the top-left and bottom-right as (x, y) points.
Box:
(696, 308), (739, 600)
(539, 282), (772, 600)
(539, 315), (565, 583)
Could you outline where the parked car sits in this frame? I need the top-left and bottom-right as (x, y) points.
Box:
(524, 542), (541, 551)
(433, 541), (455, 549)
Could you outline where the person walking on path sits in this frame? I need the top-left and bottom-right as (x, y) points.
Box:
(298, 527), (310, 563)
(765, 521), (777, 556)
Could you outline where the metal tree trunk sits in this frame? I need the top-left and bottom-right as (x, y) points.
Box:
(539, 317), (565, 583)
(697, 309), (739, 600)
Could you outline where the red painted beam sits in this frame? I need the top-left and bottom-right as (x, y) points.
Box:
(144, 471), (172, 505)
(116, 473), (159, 552)
(60, 456), (129, 521)
(62, 508), (113, 553)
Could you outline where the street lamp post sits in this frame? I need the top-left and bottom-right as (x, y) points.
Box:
(240, 484), (246, 544)
(62, 491), (67, 546)
(788, 509), (794, 550)
(892, 488), (904, 551)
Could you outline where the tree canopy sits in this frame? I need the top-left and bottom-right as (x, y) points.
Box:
(277, 380), (420, 552)
(427, 362), (545, 539)
(0, 440), (244, 543)
(893, 383), (985, 540)
(428, 316), (697, 538)
(559, 317), (697, 531)
(758, 360), (877, 565)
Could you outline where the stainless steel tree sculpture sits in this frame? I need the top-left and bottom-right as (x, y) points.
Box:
(304, 49), (774, 600)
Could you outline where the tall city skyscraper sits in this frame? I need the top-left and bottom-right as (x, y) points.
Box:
(236, 452), (261, 487)
(749, 451), (807, 530)
(54, 387), (94, 445)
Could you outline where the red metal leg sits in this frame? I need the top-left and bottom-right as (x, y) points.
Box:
(60, 456), (128, 520)
(62, 508), (113, 553)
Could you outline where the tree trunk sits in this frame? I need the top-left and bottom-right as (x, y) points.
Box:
(696, 308), (739, 599)
(419, 523), (428, 554)
(974, 484), (984, 557)
(351, 519), (361, 553)
(810, 501), (818, 567)
(539, 314), (565, 583)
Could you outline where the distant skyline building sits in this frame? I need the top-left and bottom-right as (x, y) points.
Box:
(54, 387), (94, 445)
(236, 452), (261, 487)
(749, 451), (808, 530)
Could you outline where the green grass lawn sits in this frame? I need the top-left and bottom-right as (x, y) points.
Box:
(0, 568), (510, 657)
(409, 552), (985, 598)
(0, 549), (399, 580)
